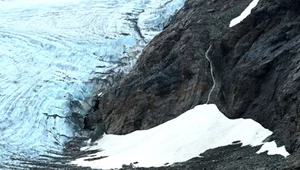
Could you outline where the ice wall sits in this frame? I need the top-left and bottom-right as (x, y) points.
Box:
(0, 0), (184, 168)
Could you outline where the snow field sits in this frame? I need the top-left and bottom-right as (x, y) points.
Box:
(72, 104), (289, 169)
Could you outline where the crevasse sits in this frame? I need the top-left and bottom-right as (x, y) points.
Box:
(0, 0), (184, 167)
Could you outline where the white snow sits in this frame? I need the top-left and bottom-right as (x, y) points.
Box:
(257, 141), (289, 157)
(72, 104), (289, 169)
(229, 0), (259, 27)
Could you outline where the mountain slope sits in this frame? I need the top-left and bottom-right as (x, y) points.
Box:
(74, 104), (288, 169)
(85, 0), (253, 134)
(85, 0), (300, 168)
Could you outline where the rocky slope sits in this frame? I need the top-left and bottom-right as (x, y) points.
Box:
(120, 143), (285, 170)
(85, 0), (253, 135)
(85, 0), (300, 169)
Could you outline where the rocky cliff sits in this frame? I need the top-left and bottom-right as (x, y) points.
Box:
(85, 0), (252, 135)
(85, 0), (300, 168)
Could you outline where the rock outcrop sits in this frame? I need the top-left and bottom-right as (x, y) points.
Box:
(86, 0), (253, 134)
(210, 0), (300, 154)
(119, 143), (285, 170)
(85, 0), (300, 165)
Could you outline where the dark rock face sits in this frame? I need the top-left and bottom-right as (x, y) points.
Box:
(88, 0), (253, 134)
(119, 143), (285, 170)
(280, 151), (300, 169)
(211, 0), (300, 153)
(87, 0), (300, 159)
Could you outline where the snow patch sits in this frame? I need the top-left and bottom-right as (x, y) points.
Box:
(257, 141), (289, 157)
(229, 0), (259, 27)
(71, 104), (289, 169)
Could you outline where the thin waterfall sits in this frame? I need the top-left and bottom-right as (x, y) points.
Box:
(205, 45), (215, 104)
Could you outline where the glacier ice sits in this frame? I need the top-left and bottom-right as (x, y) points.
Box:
(0, 0), (184, 167)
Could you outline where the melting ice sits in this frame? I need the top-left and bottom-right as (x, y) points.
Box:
(0, 0), (184, 168)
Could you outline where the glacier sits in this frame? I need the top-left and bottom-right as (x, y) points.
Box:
(0, 0), (184, 168)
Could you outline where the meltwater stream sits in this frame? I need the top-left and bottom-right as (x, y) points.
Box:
(0, 0), (184, 168)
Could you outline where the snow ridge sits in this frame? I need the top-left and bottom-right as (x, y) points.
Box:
(229, 0), (260, 27)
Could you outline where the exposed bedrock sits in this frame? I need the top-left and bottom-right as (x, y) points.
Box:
(119, 143), (285, 170)
(86, 0), (300, 158)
